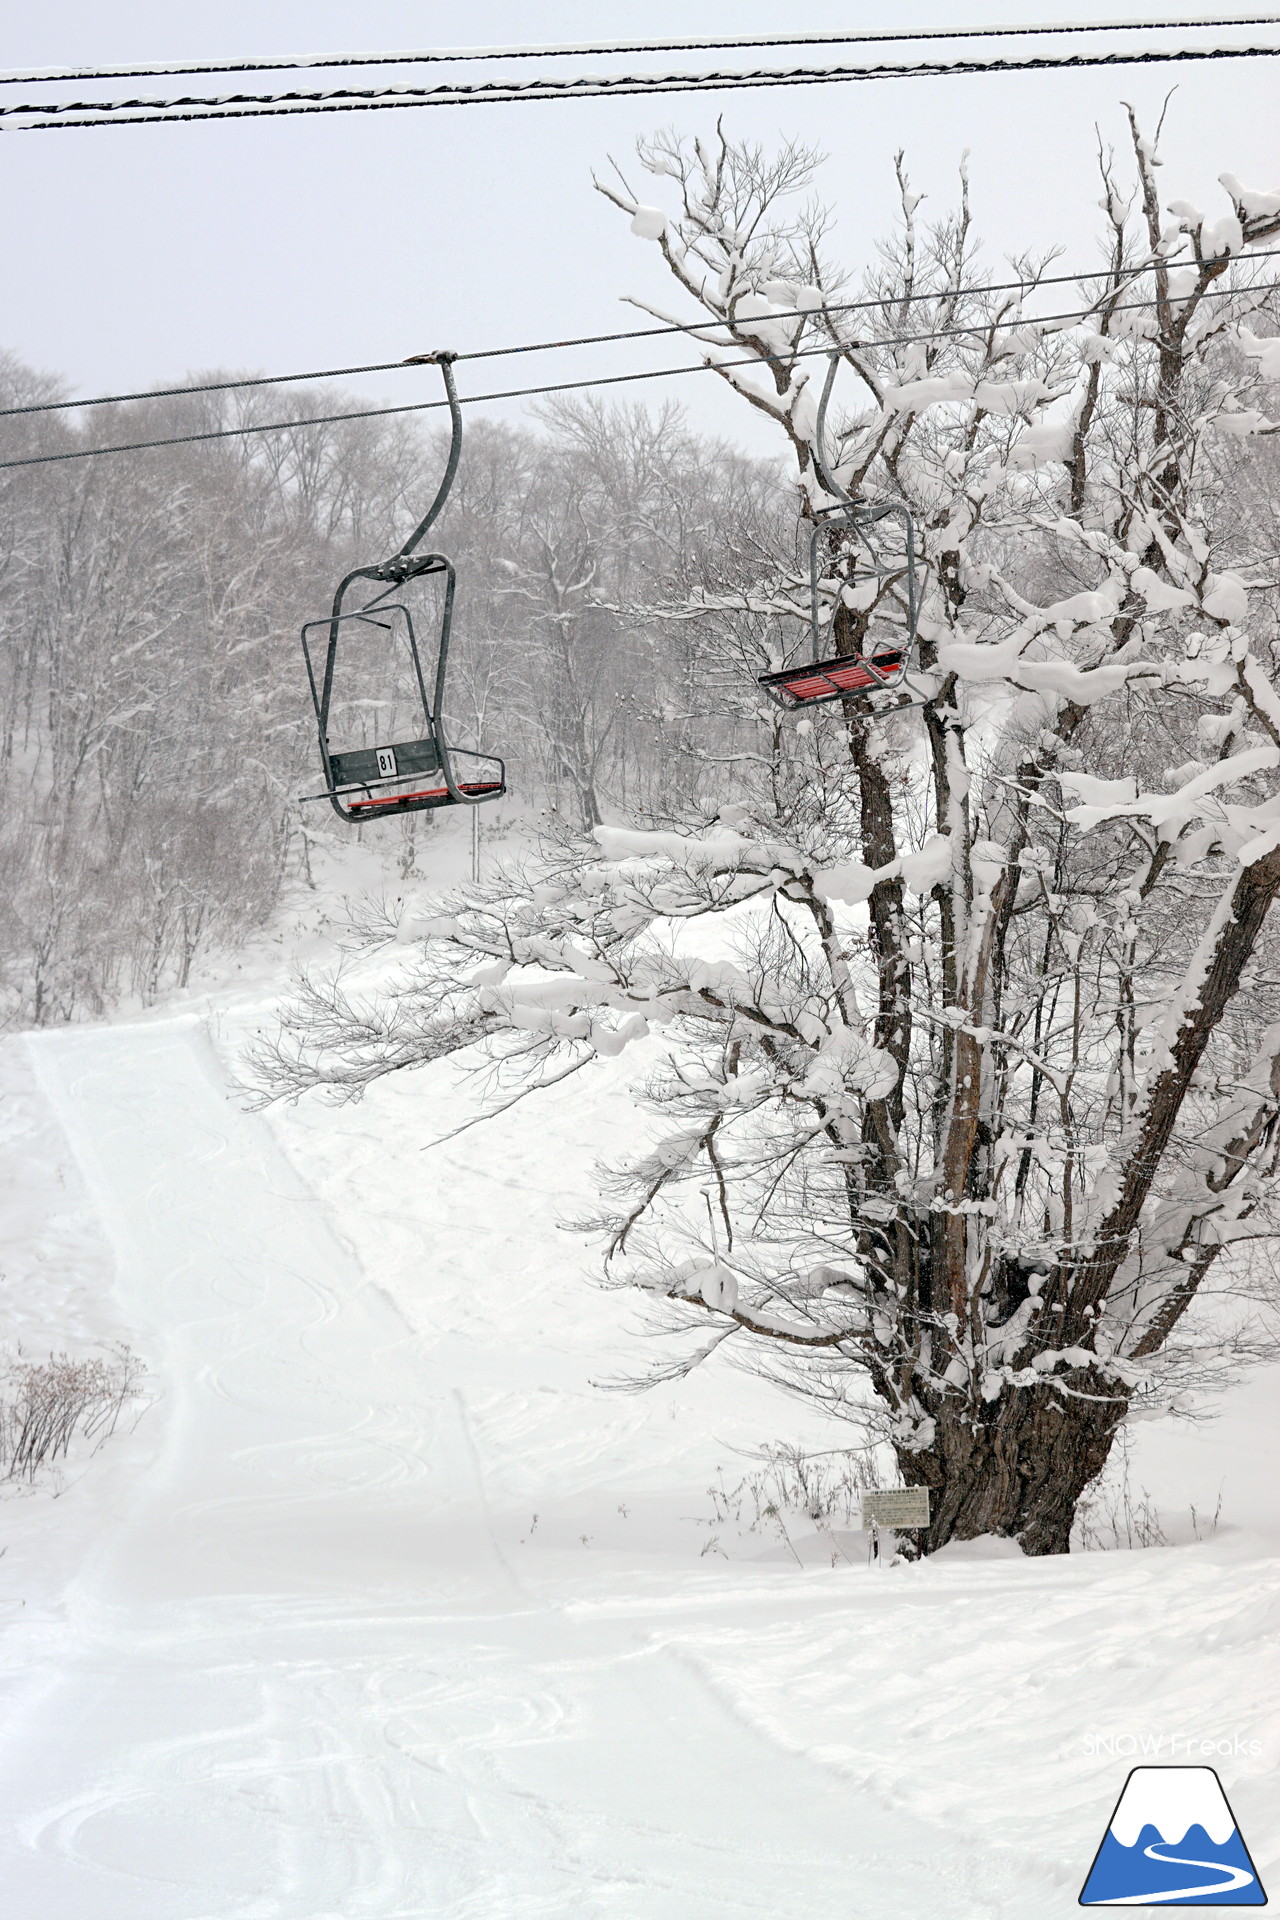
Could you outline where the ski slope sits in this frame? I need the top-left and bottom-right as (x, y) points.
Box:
(0, 1007), (1275, 1916)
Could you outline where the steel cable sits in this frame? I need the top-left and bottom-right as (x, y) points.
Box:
(2, 274), (1276, 473)
(6, 246), (1280, 423)
(3, 17), (1278, 88)
(5, 42), (1280, 131)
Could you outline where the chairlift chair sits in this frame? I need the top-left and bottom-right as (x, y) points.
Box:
(758, 352), (923, 715)
(299, 353), (506, 824)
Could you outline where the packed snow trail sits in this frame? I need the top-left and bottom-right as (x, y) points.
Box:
(0, 1017), (1016, 1918)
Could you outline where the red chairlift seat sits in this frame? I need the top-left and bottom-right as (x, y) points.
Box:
(758, 647), (906, 711)
(347, 779), (504, 817)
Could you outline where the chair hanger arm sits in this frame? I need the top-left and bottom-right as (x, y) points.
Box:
(394, 352), (463, 566)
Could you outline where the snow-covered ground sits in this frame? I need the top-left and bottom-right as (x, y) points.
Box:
(0, 947), (1277, 1915)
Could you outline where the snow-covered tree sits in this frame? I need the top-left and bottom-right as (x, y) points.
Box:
(255, 113), (1280, 1554)
(440, 401), (781, 826)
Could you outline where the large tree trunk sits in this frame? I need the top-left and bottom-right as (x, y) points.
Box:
(894, 1376), (1128, 1556)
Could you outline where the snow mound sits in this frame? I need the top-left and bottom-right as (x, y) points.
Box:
(925, 1534), (1026, 1564)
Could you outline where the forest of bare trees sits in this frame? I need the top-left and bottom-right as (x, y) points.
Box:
(0, 362), (785, 1026)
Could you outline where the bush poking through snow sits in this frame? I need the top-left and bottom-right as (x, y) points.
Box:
(0, 1346), (145, 1484)
(1073, 1432), (1224, 1551)
(702, 1443), (886, 1564)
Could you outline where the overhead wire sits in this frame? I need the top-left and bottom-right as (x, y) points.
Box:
(2, 273), (1276, 474)
(3, 15), (1278, 87)
(6, 41), (1280, 130)
(5, 22), (1277, 459)
(13, 244), (1280, 423)
(0, 356), (455, 420)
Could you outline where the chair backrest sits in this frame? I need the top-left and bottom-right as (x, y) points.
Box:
(328, 736), (440, 789)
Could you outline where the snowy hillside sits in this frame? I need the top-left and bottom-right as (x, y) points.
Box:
(0, 949), (1275, 1915)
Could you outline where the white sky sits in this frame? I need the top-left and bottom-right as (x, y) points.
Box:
(4, 1), (1280, 454)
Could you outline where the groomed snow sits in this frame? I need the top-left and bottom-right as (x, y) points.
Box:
(0, 989), (1274, 1916)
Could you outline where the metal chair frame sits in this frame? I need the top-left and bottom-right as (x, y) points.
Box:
(758, 351), (925, 715)
(299, 354), (505, 824)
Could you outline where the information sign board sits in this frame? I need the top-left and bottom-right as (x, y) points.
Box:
(861, 1488), (931, 1530)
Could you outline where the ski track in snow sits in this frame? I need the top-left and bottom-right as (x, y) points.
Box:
(0, 1015), (1025, 1918)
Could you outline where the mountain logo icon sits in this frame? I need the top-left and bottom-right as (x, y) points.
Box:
(1080, 1765), (1266, 1905)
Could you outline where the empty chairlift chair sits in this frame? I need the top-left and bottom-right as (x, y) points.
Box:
(758, 352), (922, 715)
(299, 352), (506, 824)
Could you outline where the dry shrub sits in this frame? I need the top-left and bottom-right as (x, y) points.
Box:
(700, 1442), (886, 1564)
(0, 1345), (145, 1482)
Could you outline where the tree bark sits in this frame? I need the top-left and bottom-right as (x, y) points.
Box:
(895, 1376), (1127, 1556)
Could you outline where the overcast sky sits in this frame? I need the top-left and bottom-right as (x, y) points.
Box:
(4, 2), (1279, 455)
